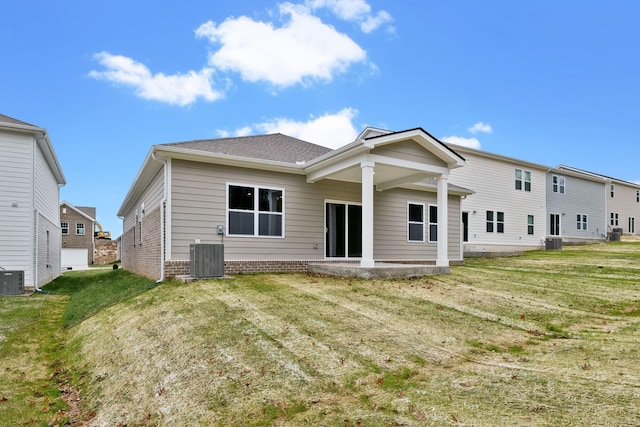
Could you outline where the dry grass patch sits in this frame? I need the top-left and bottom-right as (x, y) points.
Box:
(68, 243), (640, 426)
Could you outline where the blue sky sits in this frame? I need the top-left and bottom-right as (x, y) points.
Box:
(2, 1), (639, 237)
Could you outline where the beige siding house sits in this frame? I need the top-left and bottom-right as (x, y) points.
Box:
(118, 128), (470, 280)
(0, 114), (66, 290)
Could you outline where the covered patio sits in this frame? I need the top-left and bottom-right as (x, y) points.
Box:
(303, 127), (466, 276)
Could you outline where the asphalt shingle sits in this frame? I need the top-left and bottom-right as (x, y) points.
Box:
(162, 133), (333, 164)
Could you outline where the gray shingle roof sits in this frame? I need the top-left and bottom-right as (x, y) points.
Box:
(162, 133), (333, 164)
(0, 113), (37, 127)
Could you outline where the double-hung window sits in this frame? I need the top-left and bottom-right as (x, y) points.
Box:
(76, 222), (85, 235)
(486, 211), (505, 233)
(610, 212), (619, 227)
(552, 175), (565, 194)
(228, 184), (284, 237)
(577, 214), (588, 231)
(61, 222), (69, 235)
(515, 169), (531, 192)
(428, 205), (438, 242)
(407, 203), (424, 242)
(527, 215), (534, 235)
(610, 184), (615, 198)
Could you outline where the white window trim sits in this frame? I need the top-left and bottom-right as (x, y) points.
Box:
(407, 202), (425, 243)
(552, 175), (566, 194)
(61, 222), (69, 234)
(527, 215), (534, 235)
(76, 222), (85, 236)
(324, 199), (362, 260)
(226, 182), (285, 238)
(515, 169), (532, 192)
(577, 213), (588, 231)
(428, 204), (438, 243)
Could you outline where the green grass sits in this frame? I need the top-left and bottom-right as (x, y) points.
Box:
(0, 269), (159, 425)
(0, 293), (70, 426)
(44, 269), (159, 327)
(3, 242), (640, 426)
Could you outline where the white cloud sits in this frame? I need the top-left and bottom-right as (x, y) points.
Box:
(306, 0), (394, 33)
(468, 122), (493, 134)
(88, 52), (223, 106)
(441, 136), (482, 149)
(218, 108), (358, 148)
(195, 3), (367, 87)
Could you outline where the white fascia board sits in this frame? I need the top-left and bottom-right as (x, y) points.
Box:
(303, 139), (367, 169)
(365, 128), (465, 168)
(117, 148), (161, 217)
(306, 155), (363, 183)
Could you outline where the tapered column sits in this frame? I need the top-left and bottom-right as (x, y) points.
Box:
(361, 161), (375, 267)
(436, 175), (449, 267)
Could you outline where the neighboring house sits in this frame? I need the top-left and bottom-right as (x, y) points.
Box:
(60, 202), (96, 269)
(117, 127), (470, 280)
(546, 167), (607, 243)
(559, 165), (640, 236)
(0, 113), (66, 290)
(446, 145), (549, 253)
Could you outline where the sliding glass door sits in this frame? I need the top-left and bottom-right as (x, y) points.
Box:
(326, 202), (362, 258)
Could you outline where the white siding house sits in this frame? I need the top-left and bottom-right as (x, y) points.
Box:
(447, 146), (549, 253)
(0, 114), (65, 290)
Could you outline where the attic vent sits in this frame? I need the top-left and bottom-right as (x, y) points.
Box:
(190, 244), (224, 278)
(0, 270), (24, 295)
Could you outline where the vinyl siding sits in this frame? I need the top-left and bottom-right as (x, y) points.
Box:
(169, 159), (462, 262)
(606, 182), (640, 234)
(374, 189), (461, 261)
(449, 151), (547, 249)
(123, 168), (164, 232)
(34, 141), (60, 224)
(36, 212), (62, 287)
(546, 173), (607, 239)
(170, 160), (360, 261)
(0, 131), (33, 283)
(370, 140), (449, 168)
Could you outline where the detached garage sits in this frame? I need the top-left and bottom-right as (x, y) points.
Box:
(61, 248), (89, 270)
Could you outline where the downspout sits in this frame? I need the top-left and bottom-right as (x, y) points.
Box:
(32, 135), (41, 292)
(151, 149), (167, 282)
(34, 208), (40, 291)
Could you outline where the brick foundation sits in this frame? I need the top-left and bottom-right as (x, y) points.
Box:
(163, 259), (362, 278)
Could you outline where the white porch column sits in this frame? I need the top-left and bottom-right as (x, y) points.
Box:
(361, 161), (375, 268)
(436, 174), (449, 267)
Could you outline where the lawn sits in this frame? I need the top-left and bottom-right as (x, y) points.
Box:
(1, 243), (639, 426)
